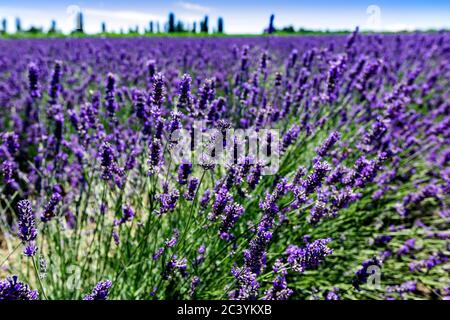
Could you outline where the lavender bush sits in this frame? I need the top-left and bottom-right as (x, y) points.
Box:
(0, 32), (449, 300)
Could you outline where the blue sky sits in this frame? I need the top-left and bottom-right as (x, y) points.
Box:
(1, 0), (449, 33)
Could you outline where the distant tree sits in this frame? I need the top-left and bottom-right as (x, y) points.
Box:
(27, 26), (43, 34)
(168, 12), (175, 33)
(192, 21), (196, 33)
(268, 14), (275, 34)
(156, 22), (160, 33)
(49, 20), (57, 33)
(76, 12), (84, 33)
(175, 21), (185, 33)
(200, 16), (209, 33)
(149, 21), (154, 33)
(15, 17), (21, 32)
(217, 17), (224, 33)
(1, 18), (7, 34)
(281, 25), (295, 33)
(101, 22), (106, 33)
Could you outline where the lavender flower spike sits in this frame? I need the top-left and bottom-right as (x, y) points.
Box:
(316, 131), (341, 157)
(28, 62), (40, 98)
(285, 238), (333, 273)
(17, 200), (38, 257)
(0, 276), (38, 300)
(83, 280), (112, 300)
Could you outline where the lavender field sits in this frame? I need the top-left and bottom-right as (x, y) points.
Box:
(0, 33), (449, 300)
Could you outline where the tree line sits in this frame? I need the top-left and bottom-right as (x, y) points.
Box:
(0, 12), (338, 36)
(0, 12), (225, 35)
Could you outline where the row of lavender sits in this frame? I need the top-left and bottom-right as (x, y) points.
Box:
(0, 32), (449, 300)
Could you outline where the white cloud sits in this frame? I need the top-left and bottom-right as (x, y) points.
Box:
(84, 8), (163, 22)
(0, 6), (166, 33)
(177, 1), (211, 13)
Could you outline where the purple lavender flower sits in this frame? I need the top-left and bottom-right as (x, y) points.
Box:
(165, 229), (180, 248)
(195, 244), (206, 265)
(397, 238), (416, 257)
(274, 72), (282, 86)
(316, 131), (340, 157)
(133, 89), (148, 120)
(163, 255), (188, 279)
(200, 189), (211, 209)
(17, 200), (37, 243)
(285, 238), (333, 273)
(343, 153), (386, 188)
(359, 117), (387, 152)
(2, 132), (20, 155)
(354, 59), (380, 93)
(41, 192), (62, 222)
(184, 177), (199, 201)
(104, 73), (117, 117)
(1, 161), (17, 189)
(308, 200), (333, 225)
(48, 60), (62, 104)
(23, 244), (38, 257)
(259, 192), (279, 217)
(153, 247), (165, 261)
(167, 111), (182, 135)
(303, 161), (331, 195)
(263, 259), (293, 300)
(246, 163), (262, 189)
(346, 26), (359, 49)
(330, 187), (361, 210)
(197, 79), (215, 112)
(83, 280), (112, 300)
(0, 276), (38, 300)
(99, 142), (116, 180)
(230, 266), (260, 300)
(263, 273), (293, 300)
(28, 63), (40, 98)
(292, 166), (307, 185)
(282, 125), (301, 151)
(409, 252), (448, 272)
(177, 74), (192, 110)
(146, 59), (156, 80)
(188, 276), (200, 297)
(209, 186), (232, 221)
(386, 280), (417, 294)
(259, 51), (268, 70)
(326, 55), (346, 102)
(151, 72), (165, 107)
(374, 235), (393, 246)
(158, 188), (180, 215)
(17, 200), (38, 256)
(403, 184), (441, 208)
(243, 229), (272, 275)
(207, 97), (226, 123)
(352, 257), (382, 290)
(148, 139), (163, 175)
(177, 162), (192, 185)
(64, 209), (77, 230)
(325, 289), (340, 300)
(219, 203), (245, 241)
(112, 229), (120, 245)
(115, 205), (134, 225)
